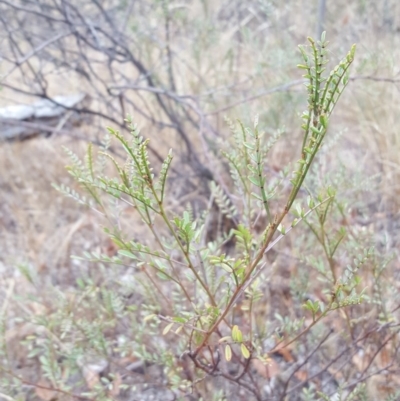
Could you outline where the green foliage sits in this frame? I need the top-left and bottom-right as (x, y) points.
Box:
(54, 33), (359, 398)
(4, 33), (397, 400)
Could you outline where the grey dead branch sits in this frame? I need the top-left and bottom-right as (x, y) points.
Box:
(0, 93), (89, 141)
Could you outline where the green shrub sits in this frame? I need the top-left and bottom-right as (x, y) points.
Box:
(5, 33), (397, 401)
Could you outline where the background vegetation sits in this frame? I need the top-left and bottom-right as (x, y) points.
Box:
(0, 1), (399, 400)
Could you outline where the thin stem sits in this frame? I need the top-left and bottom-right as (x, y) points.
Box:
(193, 197), (333, 356)
(158, 199), (218, 307)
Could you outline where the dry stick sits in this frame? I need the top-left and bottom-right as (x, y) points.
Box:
(278, 329), (333, 401)
(0, 84), (124, 129)
(188, 353), (262, 400)
(285, 322), (395, 394)
(0, 115), (169, 169)
(2, 30), (75, 80)
(141, 266), (173, 308)
(1, 1), (211, 180)
(350, 75), (400, 83)
(314, 326), (399, 395)
(0, 0), (65, 23)
(338, 364), (396, 396)
(205, 79), (304, 115)
(163, 0), (176, 93)
(0, 13), (48, 94)
(360, 331), (398, 379)
(287, 344), (358, 395)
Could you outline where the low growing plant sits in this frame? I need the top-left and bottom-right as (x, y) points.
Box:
(6, 34), (397, 401)
(57, 33), (363, 400)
